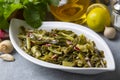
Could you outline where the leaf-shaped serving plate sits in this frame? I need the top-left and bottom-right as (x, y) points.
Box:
(9, 19), (115, 74)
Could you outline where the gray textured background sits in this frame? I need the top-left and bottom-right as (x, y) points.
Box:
(0, 31), (120, 80)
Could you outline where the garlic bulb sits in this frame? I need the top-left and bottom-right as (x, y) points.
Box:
(0, 40), (13, 54)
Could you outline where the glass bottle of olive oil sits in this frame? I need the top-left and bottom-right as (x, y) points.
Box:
(50, 0), (90, 24)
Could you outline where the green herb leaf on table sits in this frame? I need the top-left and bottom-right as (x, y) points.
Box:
(3, 3), (23, 19)
(23, 2), (44, 28)
(0, 0), (60, 29)
(0, 16), (9, 29)
(0, 1), (23, 29)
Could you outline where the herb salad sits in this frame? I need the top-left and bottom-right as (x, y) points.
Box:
(18, 26), (107, 68)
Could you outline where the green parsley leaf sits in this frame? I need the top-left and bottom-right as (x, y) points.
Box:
(23, 2), (43, 28)
(0, 15), (9, 29)
(3, 3), (23, 19)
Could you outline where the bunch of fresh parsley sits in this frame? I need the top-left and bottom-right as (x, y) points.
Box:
(0, 0), (59, 29)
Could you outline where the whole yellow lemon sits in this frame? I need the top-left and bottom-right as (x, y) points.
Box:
(86, 3), (111, 32)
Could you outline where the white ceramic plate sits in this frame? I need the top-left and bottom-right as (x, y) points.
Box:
(9, 19), (115, 74)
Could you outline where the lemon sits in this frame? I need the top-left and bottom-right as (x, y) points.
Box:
(86, 3), (111, 32)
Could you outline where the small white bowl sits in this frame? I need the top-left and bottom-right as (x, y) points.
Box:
(9, 19), (115, 74)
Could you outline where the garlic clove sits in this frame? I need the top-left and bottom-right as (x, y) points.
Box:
(104, 27), (116, 39)
(0, 54), (15, 62)
(0, 40), (13, 54)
